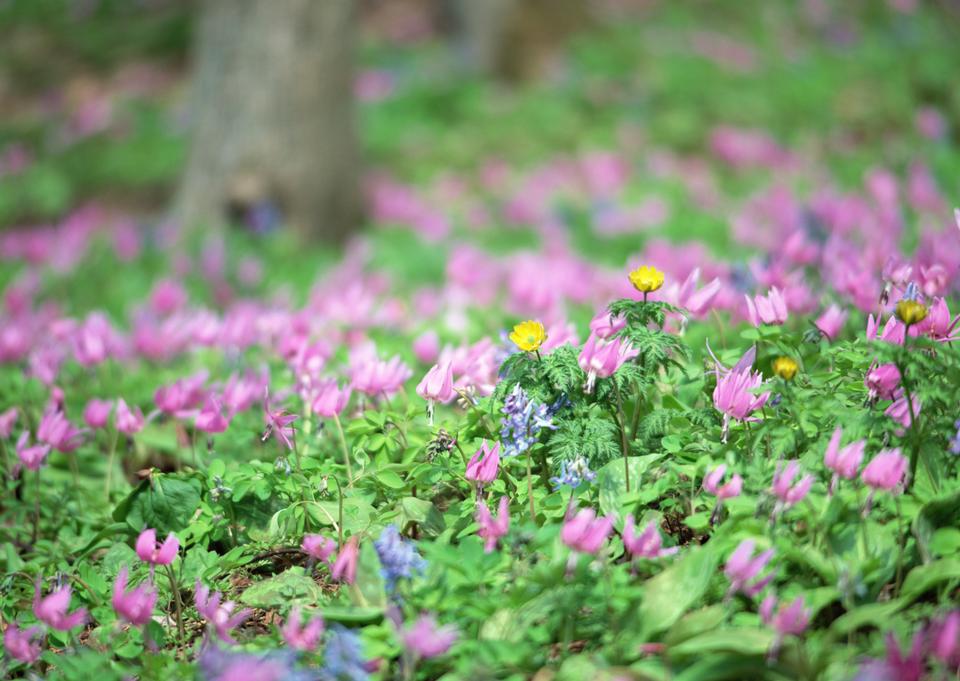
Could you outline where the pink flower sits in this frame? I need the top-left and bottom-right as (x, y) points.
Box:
(83, 399), (113, 429)
(135, 528), (179, 566)
(713, 367), (769, 431)
(0, 406), (18, 438)
(578, 334), (637, 393)
(112, 566), (157, 626)
(331, 536), (359, 583)
(745, 287), (788, 326)
(664, 267), (722, 317)
(561, 508), (614, 554)
(155, 373), (207, 417)
(280, 606), (324, 652)
(704, 464), (743, 500)
(866, 314), (905, 345)
(760, 595), (811, 656)
(115, 399), (145, 436)
(622, 515), (677, 559)
(33, 580), (88, 631)
(402, 614), (458, 659)
(885, 393), (919, 430)
(465, 440), (499, 484)
(194, 582), (252, 644)
(814, 304), (847, 340)
(916, 298), (960, 342)
(37, 409), (84, 452)
(862, 448), (908, 492)
(476, 496), (509, 553)
(724, 539), (774, 597)
(16, 432), (50, 472)
(930, 610), (960, 666)
(301, 534), (337, 562)
(262, 389), (297, 450)
(195, 396), (230, 434)
(865, 364), (901, 401)
(823, 427), (865, 490)
(770, 460), (813, 509)
(412, 331), (440, 364)
(149, 279), (187, 316)
(588, 311), (626, 339)
(3, 624), (43, 664)
(311, 380), (352, 419)
(350, 353), (412, 397)
(416, 361), (456, 404)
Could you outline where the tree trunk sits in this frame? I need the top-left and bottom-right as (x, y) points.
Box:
(173, 0), (362, 243)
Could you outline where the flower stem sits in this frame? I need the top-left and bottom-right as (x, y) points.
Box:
(105, 427), (119, 497)
(332, 413), (354, 488)
(163, 563), (185, 646)
(612, 381), (631, 493)
(526, 451), (535, 522)
(31, 469), (41, 544)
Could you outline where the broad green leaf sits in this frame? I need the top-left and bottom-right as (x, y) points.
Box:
(638, 545), (718, 637)
(240, 567), (325, 609)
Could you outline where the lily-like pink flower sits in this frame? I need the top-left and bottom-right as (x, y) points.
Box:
(402, 614), (458, 659)
(195, 396), (230, 434)
(745, 287), (788, 326)
(112, 566), (157, 626)
(412, 330), (440, 364)
(331, 536), (360, 584)
(866, 314), (905, 345)
(301, 534), (337, 562)
(885, 392), (919, 430)
(37, 409), (84, 452)
(465, 440), (500, 484)
(588, 311), (626, 339)
(713, 366), (769, 441)
(724, 539), (774, 598)
(135, 528), (179, 566)
(262, 389), (297, 450)
(814, 304), (848, 340)
(3, 623), (43, 664)
(311, 380), (351, 419)
(0, 406), (18, 438)
(416, 361), (455, 404)
(771, 460), (813, 510)
(115, 399), (144, 435)
(862, 448), (908, 493)
(350, 354), (412, 398)
(280, 606), (324, 652)
(561, 508), (614, 554)
(578, 334), (637, 393)
(916, 297), (960, 342)
(622, 515), (677, 559)
(16, 432), (50, 472)
(760, 594), (811, 657)
(823, 427), (865, 492)
(666, 267), (722, 317)
(154, 372), (208, 417)
(195, 582), (252, 644)
(865, 364), (900, 401)
(33, 580), (88, 631)
(930, 610), (960, 667)
(476, 496), (509, 553)
(83, 398), (113, 429)
(704, 464), (743, 500)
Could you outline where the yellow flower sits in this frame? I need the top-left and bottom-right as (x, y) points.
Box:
(509, 320), (547, 353)
(772, 356), (799, 381)
(628, 265), (665, 293)
(895, 300), (928, 326)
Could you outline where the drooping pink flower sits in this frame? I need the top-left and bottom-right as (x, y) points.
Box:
(578, 333), (637, 393)
(476, 496), (509, 553)
(930, 610), (960, 667)
(331, 536), (360, 584)
(115, 399), (145, 436)
(15, 432), (50, 472)
(416, 361), (456, 404)
(37, 409), (84, 452)
(704, 464), (743, 500)
(350, 352), (412, 398)
(588, 310), (626, 339)
(770, 460), (813, 510)
(412, 330), (440, 364)
(83, 398), (113, 429)
(622, 515), (677, 559)
(149, 279), (187, 316)
(760, 594), (811, 657)
(0, 406), (18, 438)
(865, 364), (901, 401)
(194, 582), (252, 644)
(724, 539), (774, 597)
(745, 287), (788, 326)
(465, 440), (499, 484)
(402, 614), (458, 659)
(33, 580), (88, 631)
(112, 566), (158, 626)
(814, 304), (848, 340)
(866, 314), (905, 345)
(262, 389), (297, 451)
(823, 427), (865, 492)
(561, 508), (614, 554)
(3, 623), (43, 664)
(857, 632), (925, 681)
(664, 267), (722, 317)
(301, 534), (337, 562)
(712, 367), (769, 434)
(195, 396), (231, 434)
(280, 606), (324, 652)
(862, 448), (908, 493)
(916, 297), (960, 342)
(135, 529), (179, 566)
(885, 392), (919, 430)
(155, 372), (208, 417)
(311, 380), (351, 419)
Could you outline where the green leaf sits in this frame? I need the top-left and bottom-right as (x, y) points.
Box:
(669, 628), (774, 659)
(353, 541), (388, 609)
(115, 475), (202, 534)
(913, 490), (960, 563)
(597, 454), (663, 518)
(901, 558), (960, 602)
(374, 469), (406, 490)
(638, 545), (718, 638)
(240, 567), (325, 609)
(830, 599), (907, 635)
(395, 497), (446, 536)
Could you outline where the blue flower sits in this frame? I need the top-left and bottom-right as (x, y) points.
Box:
(499, 384), (561, 457)
(950, 419), (960, 456)
(373, 525), (426, 593)
(199, 647), (310, 681)
(321, 625), (370, 681)
(550, 456), (597, 489)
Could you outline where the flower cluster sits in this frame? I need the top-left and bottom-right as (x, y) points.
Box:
(373, 525), (426, 593)
(499, 384), (561, 457)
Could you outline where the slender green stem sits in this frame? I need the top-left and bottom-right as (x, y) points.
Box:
(612, 381), (631, 492)
(163, 563), (185, 645)
(31, 469), (41, 544)
(894, 496), (907, 596)
(332, 414), (354, 487)
(526, 451), (535, 522)
(105, 427), (119, 497)
(329, 475), (345, 547)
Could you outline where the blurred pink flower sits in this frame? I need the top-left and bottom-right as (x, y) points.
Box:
(578, 334), (637, 393)
(115, 398), (145, 435)
(771, 460), (813, 510)
(704, 464), (743, 500)
(745, 287), (788, 326)
(402, 614), (458, 659)
(331, 536), (360, 584)
(823, 427), (865, 492)
(33, 580), (87, 631)
(724, 539), (774, 597)
(3, 624), (43, 664)
(83, 398), (112, 429)
(561, 508), (614, 554)
(37, 409), (84, 452)
(476, 496), (509, 553)
(862, 448), (907, 493)
(136, 528), (179, 566)
(16, 432), (50, 472)
(622, 515), (677, 559)
(0, 406), (18, 438)
(195, 582), (252, 644)
(311, 380), (351, 419)
(195, 396), (230, 434)
(112, 566), (157, 626)
(465, 440), (499, 484)
(814, 304), (847, 340)
(416, 361), (455, 404)
(865, 364), (901, 401)
(280, 606), (324, 652)
(301, 534), (337, 562)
